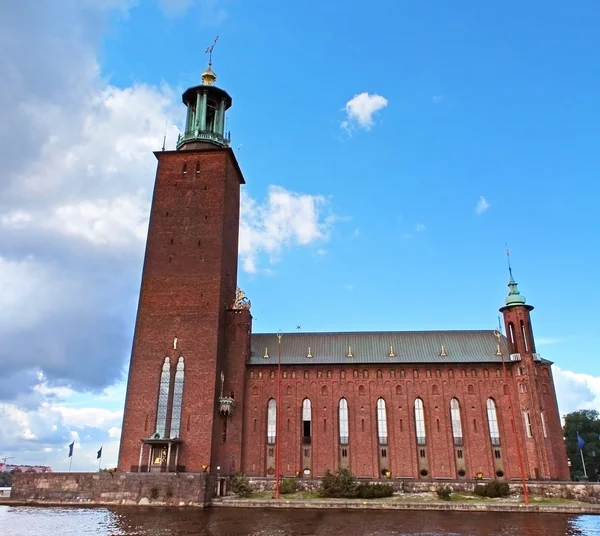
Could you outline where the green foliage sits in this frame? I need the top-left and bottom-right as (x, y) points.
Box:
(563, 410), (600, 480)
(318, 468), (359, 498)
(473, 481), (510, 498)
(356, 483), (394, 499)
(0, 472), (13, 487)
(231, 474), (253, 497)
(436, 485), (452, 501)
(279, 478), (297, 494)
(150, 486), (159, 499)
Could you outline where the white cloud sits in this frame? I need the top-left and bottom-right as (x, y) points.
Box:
(553, 366), (600, 416)
(537, 337), (562, 346)
(341, 92), (388, 133)
(239, 186), (333, 273)
(432, 95), (444, 104)
(415, 223), (426, 232)
(475, 196), (490, 215)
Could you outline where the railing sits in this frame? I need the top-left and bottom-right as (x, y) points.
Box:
(490, 437), (501, 446)
(176, 129), (230, 148)
(509, 353), (522, 362)
(302, 436), (312, 445)
(416, 436), (427, 445)
(532, 353), (542, 362)
(453, 437), (464, 447)
(131, 464), (185, 473)
(339, 436), (349, 445)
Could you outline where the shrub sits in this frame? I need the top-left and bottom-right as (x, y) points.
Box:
(279, 478), (297, 495)
(318, 468), (359, 498)
(473, 481), (510, 498)
(357, 483), (394, 499)
(166, 487), (173, 498)
(150, 486), (159, 500)
(436, 485), (452, 501)
(231, 474), (253, 497)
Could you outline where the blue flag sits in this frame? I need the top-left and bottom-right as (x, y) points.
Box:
(97, 447), (102, 460)
(577, 432), (585, 450)
(68, 441), (75, 457)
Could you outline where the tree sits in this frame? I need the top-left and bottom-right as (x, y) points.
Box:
(563, 410), (600, 481)
(0, 472), (13, 487)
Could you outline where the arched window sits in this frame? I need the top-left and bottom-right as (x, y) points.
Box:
(468, 384), (475, 395)
(377, 398), (388, 445)
(267, 399), (276, 444)
(414, 398), (426, 445)
(358, 385), (365, 396)
(339, 398), (349, 445)
(170, 357), (185, 438)
(450, 398), (463, 446)
(395, 385), (402, 395)
(321, 385), (328, 396)
(431, 385), (439, 395)
(508, 322), (516, 353)
(486, 398), (500, 445)
(156, 357), (171, 438)
(302, 399), (312, 442)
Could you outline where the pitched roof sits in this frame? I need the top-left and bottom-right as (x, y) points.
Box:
(249, 330), (509, 366)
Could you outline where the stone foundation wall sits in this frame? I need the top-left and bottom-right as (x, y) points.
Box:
(243, 477), (600, 503)
(11, 471), (215, 506)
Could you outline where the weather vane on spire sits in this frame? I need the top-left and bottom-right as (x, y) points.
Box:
(505, 243), (514, 279)
(205, 35), (219, 68)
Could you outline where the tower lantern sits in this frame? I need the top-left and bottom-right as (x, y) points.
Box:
(177, 36), (231, 150)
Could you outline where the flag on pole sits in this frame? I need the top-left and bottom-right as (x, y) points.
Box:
(577, 432), (585, 450)
(97, 447), (103, 460)
(68, 441), (75, 457)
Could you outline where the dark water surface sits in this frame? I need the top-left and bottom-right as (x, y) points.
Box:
(1, 506), (600, 536)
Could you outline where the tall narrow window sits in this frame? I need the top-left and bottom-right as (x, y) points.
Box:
(302, 398), (312, 444)
(339, 398), (349, 445)
(170, 357), (185, 438)
(414, 398), (426, 445)
(524, 411), (533, 438)
(267, 398), (276, 444)
(508, 323), (516, 353)
(486, 398), (500, 445)
(377, 398), (388, 445)
(450, 398), (463, 446)
(520, 320), (529, 353)
(156, 357), (171, 438)
(540, 411), (548, 438)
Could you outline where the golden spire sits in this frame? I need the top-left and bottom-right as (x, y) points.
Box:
(202, 35), (219, 86)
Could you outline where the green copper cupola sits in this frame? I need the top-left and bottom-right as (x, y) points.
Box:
(176, 37), (231, 150)
(504, 267), (527, 306)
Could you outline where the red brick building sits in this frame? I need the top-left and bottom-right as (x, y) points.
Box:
(117, 64), (570, 482)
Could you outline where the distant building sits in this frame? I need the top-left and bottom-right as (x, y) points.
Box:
(117, 59), (570, 482)
(0, 464), (52, 473)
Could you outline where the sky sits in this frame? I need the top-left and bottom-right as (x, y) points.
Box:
(0, 0), (599, 471)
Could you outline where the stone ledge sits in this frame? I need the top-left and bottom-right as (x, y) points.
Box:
(213, 498), (600, 515)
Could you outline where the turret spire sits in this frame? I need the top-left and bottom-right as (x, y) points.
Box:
(504, 247), (526, 306)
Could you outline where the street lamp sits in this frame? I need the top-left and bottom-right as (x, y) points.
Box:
(275, 329), (283, 499)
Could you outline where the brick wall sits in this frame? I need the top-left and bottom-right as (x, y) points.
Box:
(11, 472), (215, 506)
(241, 362), (569, 481)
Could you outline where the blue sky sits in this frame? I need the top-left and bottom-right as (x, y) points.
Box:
(0, 0), (598, 470)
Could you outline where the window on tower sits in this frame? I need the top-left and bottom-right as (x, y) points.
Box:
(339, 398), (349, 445)
(267, 399), (276, 444)
(377, 398), (388, 445)
(302, 398), (312, 444)
(156, 357), (171, 438)
(170, 357), (185, 439)
(486, 398), (501, 445)
(414, 398), (426, 445)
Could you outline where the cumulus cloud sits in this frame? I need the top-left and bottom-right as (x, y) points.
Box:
(475, 196), (490, 215)
(239, 186), (333, 273)
(553, 366), (600, 416)
(341, 92), (388, 134)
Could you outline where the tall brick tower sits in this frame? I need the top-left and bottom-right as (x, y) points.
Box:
(499, 256), (570, 480)
(117, 51), (248, 474)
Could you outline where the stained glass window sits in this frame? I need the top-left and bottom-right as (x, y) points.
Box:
(377, 398), (388, 445)
(170, 357), (185, 438)
(487, 398), (501, 445)
(267, 399), (276, 444)
(156, 357), (171, 438)
(339, 398), (349, 445)
(414, 398), (426, 445)
(450, 398), (463, 445)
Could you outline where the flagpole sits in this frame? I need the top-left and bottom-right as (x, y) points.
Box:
(580, 448), (588, 478)
(578, 431), (588, 478)
(69, 455), (73, 472)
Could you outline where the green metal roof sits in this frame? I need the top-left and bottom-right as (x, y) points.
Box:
(249, 330), (509, 365)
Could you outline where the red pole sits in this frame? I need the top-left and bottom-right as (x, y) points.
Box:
(496, 332), (529, 504)
(275, 330), (282, 499)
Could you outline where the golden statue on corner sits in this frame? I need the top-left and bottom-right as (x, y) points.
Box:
(232, 287), (251, 310)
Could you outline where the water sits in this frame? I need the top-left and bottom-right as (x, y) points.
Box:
(1, 506), (599, 535)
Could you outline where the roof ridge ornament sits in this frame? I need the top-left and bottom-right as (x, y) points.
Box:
(389, 345), (396, 358)
(307, 346), (313, 358)
(347, 346), (354, 358)
(202, 35), (219, 86)
(263, 347), (269, 359)
(439, 344), (448, 357)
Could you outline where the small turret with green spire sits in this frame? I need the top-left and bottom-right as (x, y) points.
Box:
(505, 266), (527, 306)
